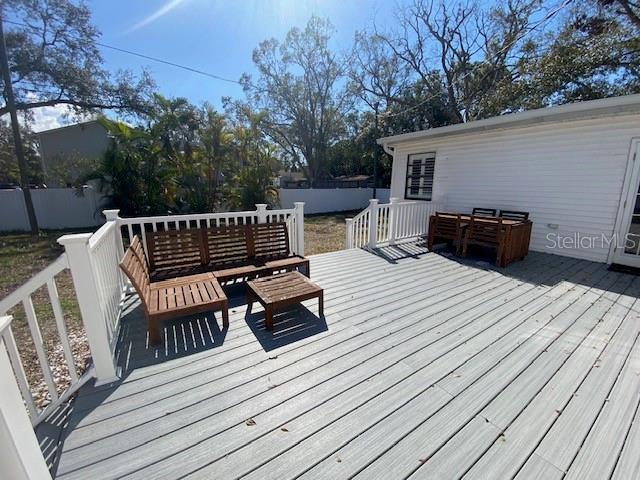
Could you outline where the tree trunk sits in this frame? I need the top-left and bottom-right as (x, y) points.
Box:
(0, 13), (39, 235)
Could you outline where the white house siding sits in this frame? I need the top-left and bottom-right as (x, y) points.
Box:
(389, 114), (640, 263)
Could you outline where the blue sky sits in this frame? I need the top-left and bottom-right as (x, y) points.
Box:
(90, 0), (396, 108)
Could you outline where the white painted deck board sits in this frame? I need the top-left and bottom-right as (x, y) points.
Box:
(52, 246), (640, 480)
(344, 270), (624, 479)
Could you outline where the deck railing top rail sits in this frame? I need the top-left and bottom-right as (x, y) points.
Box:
(114, 203), (305, 257)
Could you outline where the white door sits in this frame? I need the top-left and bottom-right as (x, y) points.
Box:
(613, 141), (640, 267)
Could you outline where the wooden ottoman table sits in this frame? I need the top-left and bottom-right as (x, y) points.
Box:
(246, 271), (324, 330)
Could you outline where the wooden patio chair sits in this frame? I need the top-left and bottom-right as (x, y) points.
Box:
(427, 212), (465, 254)
(472, 207), (497, 216)
(499, 210), (529, 222)
(462, 215), (505, 266)
(120, 235), (229, 345)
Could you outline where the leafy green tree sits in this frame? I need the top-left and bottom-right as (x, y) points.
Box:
(223, 105), (279, 210)
(0, 121), (42, 184)
(86, 119), (175, 216)
(510, 0), (640, 105)
(1, 0), (154, 119)
(241, 16), (351, 185)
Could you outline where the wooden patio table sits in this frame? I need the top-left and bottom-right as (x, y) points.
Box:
(246, 271), (324, 331)
(428, 213), (532, 266)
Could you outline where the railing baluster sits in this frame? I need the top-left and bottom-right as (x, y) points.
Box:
(46, 279), (78, 384)
(2, 326), (38, 421)
(126, 224), (133, 247)
(22, 297), (59, 403)
(140, 225), (149, 257)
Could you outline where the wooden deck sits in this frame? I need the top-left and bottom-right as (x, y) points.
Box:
(49, 244), (640, 479)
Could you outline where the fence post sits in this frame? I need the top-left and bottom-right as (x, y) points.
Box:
(57, 234), (119, 386)
(388, 197), (399, 245)
(255, 204), (268, 224)
(0, 316), (52, 480)
(368, 198), (379, 249)
(345, 218), (354, 249)
(294, 202), (305, 256)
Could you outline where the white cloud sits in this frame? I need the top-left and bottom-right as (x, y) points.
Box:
(19, 93), (95, 132)
(126, 0), (189, 33)
(28, 104), (71, 132)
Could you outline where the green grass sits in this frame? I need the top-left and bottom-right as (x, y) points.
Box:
(304, 211), (357, 255)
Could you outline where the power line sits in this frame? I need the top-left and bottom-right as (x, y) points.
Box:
(3, 19), (243, 86)
(94, 42), (242, 85)
(379, 0), (571, 119)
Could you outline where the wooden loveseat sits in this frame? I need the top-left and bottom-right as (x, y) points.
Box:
(146, 221), (309, 282)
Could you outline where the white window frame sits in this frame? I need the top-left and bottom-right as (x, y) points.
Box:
(405, 152), (435, 201)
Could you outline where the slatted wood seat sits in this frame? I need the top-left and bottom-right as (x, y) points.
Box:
(120, 236), (228, 345)
(472, 207), (497, 216)
(462, 215), (505, 266)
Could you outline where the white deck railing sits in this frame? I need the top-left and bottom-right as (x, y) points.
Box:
(0, 255), (94, 427)
(116, 203), (305, 257)
(346, 198), (442, 249)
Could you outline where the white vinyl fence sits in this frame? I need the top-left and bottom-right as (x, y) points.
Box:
(273, 188), (390, 214)
(0, 186), (385, 231)
(346, 198), (442, 249)
(0, 187), (106, 231)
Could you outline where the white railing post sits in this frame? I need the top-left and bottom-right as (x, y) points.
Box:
(368, 198), (379, 249)
(103, 209), (123, 254)
(57, 234), (119, 386)
(0, 316), (53, 480)
(388, 197), (399, 245)
(294, 202), (305, 256)
(255, 204), (268, 224)
(345, 218), (354, 249)
(104, 209), (126, 290)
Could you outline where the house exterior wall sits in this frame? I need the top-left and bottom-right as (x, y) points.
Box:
(38, 121), (111, 187)
(389, 114), (640, 263)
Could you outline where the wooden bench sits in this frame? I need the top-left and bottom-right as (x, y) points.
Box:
(120, 236), (229, 345)
(146, 222), (309, 283)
